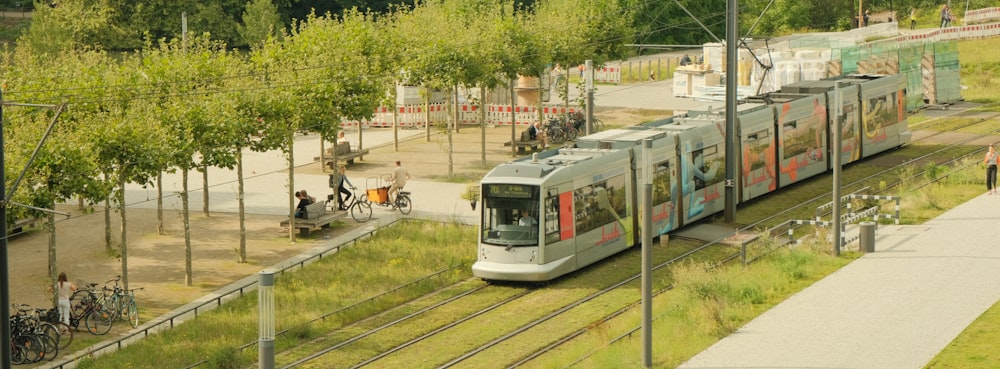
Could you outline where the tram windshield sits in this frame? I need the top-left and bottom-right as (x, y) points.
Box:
(481, 184), (540, 246)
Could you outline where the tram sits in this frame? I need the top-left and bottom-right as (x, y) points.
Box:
(473, 74), (909, 282)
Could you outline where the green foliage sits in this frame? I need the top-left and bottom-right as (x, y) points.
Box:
(626, 0), (726, 48)
(238, 0), (283, 49)
(205, 345), (245, 369)
(924, 161), (943, 181)
(740, 0), (854, 35)
(18, 0), (126, 55)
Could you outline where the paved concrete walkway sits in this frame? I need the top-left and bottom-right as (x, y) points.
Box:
(121, 128), (478, 224)
(679, 192), (1000, 369)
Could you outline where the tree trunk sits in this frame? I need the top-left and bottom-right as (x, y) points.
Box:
(157, 173), (164, 235)
(448, 87), (455, 177)
(183, 168), (193, 286)
(480, 85), (486, 168)
(510, 80), (516, 157)
(48, 210), (57, 307)
(104, 196), (112, 252)
(237, 150), (247, 263)
(393, 99), (399, 151)
(288, 131), (296, 243)
(320, 139), (328, 173)
(119, 174), (129, 291)
(202, 163), (210, 216)
(424, 85), (431, 142)
(537, 73), (544, 136)
(453, 87), (460, 134)
(564, 67), (571, 112)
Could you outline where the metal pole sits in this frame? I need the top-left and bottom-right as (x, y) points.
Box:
(832, 84), (842, 256)
(258, 270), (276, 369)
(1, 87), (11, 369)
(641, 139), (653, 367)
(585, 60), (594, 136)
(724, 0), (738, 223)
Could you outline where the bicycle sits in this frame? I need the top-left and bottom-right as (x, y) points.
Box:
(337, 186), (372, 222)
(102, 275), (142, 328)
(36, 306), (74, 350)
(10, 304), (57, 362)
(69, 282), (114, 335)
(543, 115), (579, 145)
(365, 176), (412, 215)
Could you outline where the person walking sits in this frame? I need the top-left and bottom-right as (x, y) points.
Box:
(910, 8), (918, 30)
(388, 160), (410, 205)
(985, 144), (999, 194)
(50, 272), (77, 326)
(941, 4), (951, 27)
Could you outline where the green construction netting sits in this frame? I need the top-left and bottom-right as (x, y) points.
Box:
(898, 43), (925, 111)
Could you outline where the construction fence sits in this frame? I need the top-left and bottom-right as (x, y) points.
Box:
(340, 103), (580, 130)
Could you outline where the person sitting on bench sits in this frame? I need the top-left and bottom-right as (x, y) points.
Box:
(528, 122), (540, 140)
(295, 191), (315, 218)
(528, 122), (545, 146)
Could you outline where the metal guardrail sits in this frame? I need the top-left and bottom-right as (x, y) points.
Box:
(43, 218), (403, 369)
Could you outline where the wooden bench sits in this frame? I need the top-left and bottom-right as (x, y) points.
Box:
(314, 142), (371, 168)
(279, 201), (343, 237)
(503, 130), (543, 154)
(7, 217), (39, 237)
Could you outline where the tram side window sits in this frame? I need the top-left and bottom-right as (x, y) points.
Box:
(690, 147), (722, 190)
(652, 161), (672, 205)
(574, 174), (626, 235)
(544, 194), (560, 244)
(781, 119), (809, 159)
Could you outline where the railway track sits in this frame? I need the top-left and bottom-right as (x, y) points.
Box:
(269, 105), (1000, 369)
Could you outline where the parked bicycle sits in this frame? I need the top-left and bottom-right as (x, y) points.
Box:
(36, 306), (73, 350)
(545, 112), (603, 145)
(68, 282), (114, 335)
(10, 304), (58, 363)
(543, 116), (577, 145)
(101, 275), (143, 328)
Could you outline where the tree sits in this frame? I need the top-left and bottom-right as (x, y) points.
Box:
(18, 0), (128, 55)
(239, 0), (284, 48)
(89, 59), (171, 290)
(394, 0), (493, 177)
(248, 10), (391, 242)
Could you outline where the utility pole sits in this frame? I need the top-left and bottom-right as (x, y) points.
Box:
(641, 139), (653, 367)
(833, 84), (842, 256)
(724, 0), (738, 223)
(585, 60), (594, 136)
(2, 86), (12, 369)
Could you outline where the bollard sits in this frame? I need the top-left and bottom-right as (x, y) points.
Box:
(859, 221), (876, 253)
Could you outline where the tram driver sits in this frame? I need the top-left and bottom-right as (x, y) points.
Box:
(517, 209), (537, 226)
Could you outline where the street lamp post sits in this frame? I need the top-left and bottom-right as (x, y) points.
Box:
(641, 139), (653, 368)
(259, 270), (276, 369)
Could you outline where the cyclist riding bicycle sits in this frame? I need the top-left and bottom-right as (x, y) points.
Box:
(388, 160), (410, 205)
